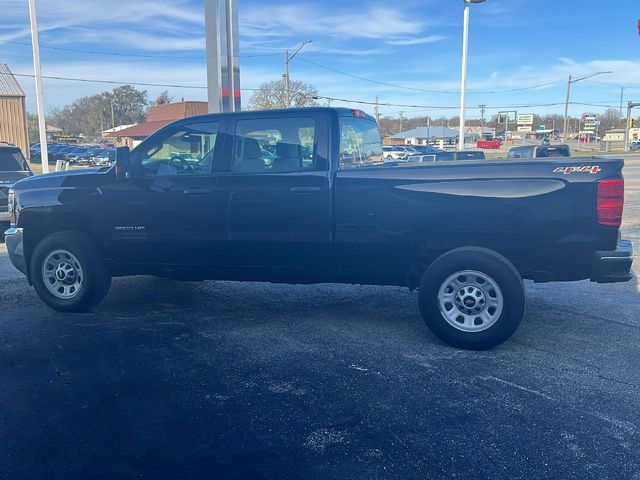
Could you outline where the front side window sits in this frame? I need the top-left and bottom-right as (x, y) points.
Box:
(232, 117), (316, 174)
(339, 117), (383, 168)
(137, 121), (220, 177)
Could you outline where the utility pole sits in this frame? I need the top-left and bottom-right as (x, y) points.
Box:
(110, 101), (115, 130)
(620, 87), (625, 117)
(283, 48), (290, 107)
(374, 96), (380, 123)
(399, 112), (404, 133)
(283, 40), (312, 108)
(27, 0), (49, 174)
(479, 104), (486, 138)
(562, 71), (612, 142)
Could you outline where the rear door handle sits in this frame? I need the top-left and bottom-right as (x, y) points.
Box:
(183, 188), (211, 195)
(290, 186), (321, 193)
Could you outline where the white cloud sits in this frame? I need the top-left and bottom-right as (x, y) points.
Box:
(240, 4), (427, 40)
(386, 35), (447, 46)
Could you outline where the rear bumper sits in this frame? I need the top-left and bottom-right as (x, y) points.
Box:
(590, 238), (634, 283)
(4, 227), (28, 278)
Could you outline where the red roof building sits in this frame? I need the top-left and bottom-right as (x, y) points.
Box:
(108, 101), (208, 148)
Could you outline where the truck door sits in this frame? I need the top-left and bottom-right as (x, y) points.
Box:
(99, 119), (227, 269)
(215, 112), (332, 272)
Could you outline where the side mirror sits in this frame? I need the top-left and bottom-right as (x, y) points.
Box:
(115, 146), (130, 179)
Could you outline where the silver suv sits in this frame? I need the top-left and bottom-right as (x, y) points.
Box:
(382, 145), (418, 161)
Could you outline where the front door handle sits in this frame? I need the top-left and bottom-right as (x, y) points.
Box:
(183, 188), (210, 195)
(290, 186), (321, 193)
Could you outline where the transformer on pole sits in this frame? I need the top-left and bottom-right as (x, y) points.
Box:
(205, 0), (240, 113)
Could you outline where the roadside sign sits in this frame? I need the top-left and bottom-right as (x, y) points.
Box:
(518, 126), (533, 132)
(517, 114), (534, 125)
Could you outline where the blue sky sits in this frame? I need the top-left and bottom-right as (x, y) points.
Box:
(1, 0), (639, 118)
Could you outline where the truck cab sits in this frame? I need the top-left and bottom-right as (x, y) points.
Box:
(507, 144), (571, 159)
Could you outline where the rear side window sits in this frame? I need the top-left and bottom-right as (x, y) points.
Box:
(0, 149), (26, 171)
(232, 117), (316, 174)
(546, 146), (570, 157)
(339, 117), (383, 168)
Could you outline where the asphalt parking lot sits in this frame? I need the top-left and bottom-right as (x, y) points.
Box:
(1, 159), (639, 480)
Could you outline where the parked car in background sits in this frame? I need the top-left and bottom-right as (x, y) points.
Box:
(630, 141), (640, 151)
(53, 145), (78, 162)
(0, 143), (32, 227)
(507, 144), (571, 159)
(31, 143), (66, 164)
(411, 145), (444, 155)
(408, 150), (486, 163)
(382, 145), (409, 160)
(90, 149), (116, 166)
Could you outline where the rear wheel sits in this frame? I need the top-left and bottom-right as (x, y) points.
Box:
(418, 247), (525, 350)
(31, 231), (111, 312)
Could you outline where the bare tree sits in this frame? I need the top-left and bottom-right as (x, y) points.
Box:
(248, 79), (320, 110)
(154, 90), (174, 105)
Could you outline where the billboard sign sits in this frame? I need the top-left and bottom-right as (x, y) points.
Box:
(517, 114), (534, 125)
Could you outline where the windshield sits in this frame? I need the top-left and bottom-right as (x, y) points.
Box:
(338, 117), (383, 168)
(0, 149), (26, 171)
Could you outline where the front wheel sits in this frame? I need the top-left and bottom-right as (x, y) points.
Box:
(31, 231), (111, 312)
(418, 247), (525, 350)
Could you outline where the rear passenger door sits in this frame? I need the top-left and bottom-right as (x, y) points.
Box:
(216, 112), (332, 272)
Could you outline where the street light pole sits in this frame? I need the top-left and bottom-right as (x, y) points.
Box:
(562, 75), (572, 142)
(284, 40), (312, 108)
(27, 0), (49, 174)
(458, 2), (470, 151)
(562, 71), (612, 142)
(458, 0), (485, 151)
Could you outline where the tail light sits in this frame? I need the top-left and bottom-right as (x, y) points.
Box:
(597, 178), (624, 227)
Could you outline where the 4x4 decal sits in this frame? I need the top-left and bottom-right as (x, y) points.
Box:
(553, 165), (601, 175)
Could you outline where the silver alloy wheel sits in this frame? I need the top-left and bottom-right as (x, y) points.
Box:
(437, 270), (503, 333)
(42, 249), (84, 300)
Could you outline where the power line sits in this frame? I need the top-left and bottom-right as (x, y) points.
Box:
(1, 71), (623, 113)
(314, 94), (579, 110)
(6, 71), (258, 91)
(297, 56), (566, 95)
(583, 79), (640, 90)
(0, 38), (280, 59)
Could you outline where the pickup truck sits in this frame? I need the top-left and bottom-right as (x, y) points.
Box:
(507, 144), (571, 159)
(0, 143), (33, 226)
(3, 108), (633, 349)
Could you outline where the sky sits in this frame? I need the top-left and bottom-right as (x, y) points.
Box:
(1, 0), (639, 119)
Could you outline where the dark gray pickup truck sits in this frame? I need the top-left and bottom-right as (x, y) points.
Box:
(0, 143), (32, 226)
(3, 108), (634, 349)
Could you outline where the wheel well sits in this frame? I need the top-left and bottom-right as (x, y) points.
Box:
(408, 243), (523, 291)
(20, 212), (95, 281)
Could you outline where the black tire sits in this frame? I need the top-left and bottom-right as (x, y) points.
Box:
(30, 231), (111, 312)
(418, 247), (525, 350)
